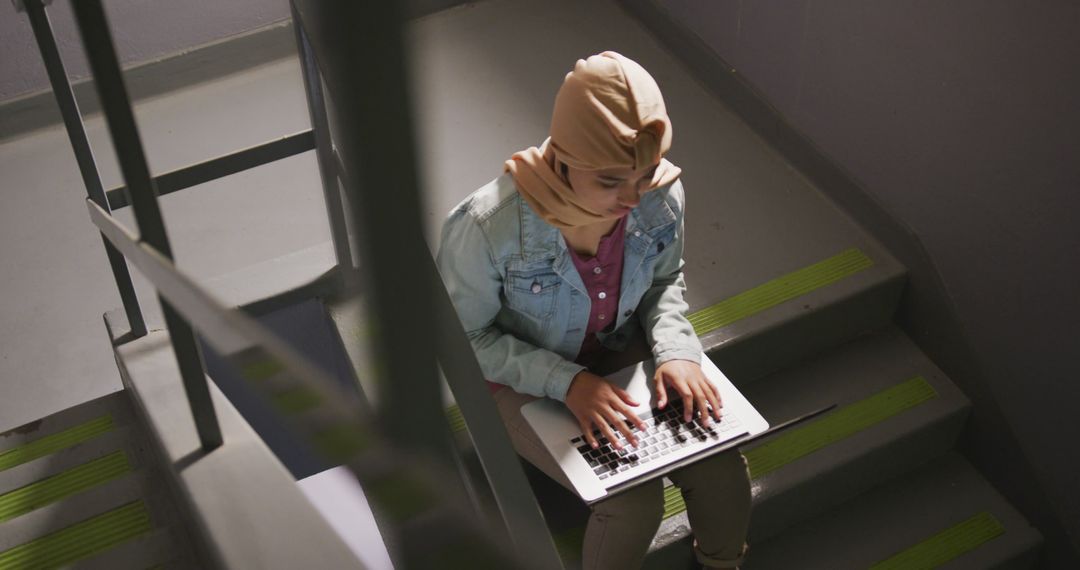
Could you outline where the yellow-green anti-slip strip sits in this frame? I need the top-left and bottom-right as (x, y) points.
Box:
(688, 248), (873, 336)
(0, 415), (114, 472)
(870, 511), (1005, 569)
(446, 405), (467, 434)
(745, 376), (936, 479)
(661, 376), (936, 520)
(0, 500), (152, 570)
(0, 451), (132, 523)
(663, 484), (685, 519)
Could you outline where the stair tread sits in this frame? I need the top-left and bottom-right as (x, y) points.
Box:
(0, 426), (144, 497)
(741, 453), (1042, 569)
(0, 391), (135, 470)
(0, 469), (149, 551)
(690, 246), (906, 353)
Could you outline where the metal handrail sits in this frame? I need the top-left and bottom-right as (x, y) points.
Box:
(289, 2), (565, 565)
(72, 0), (223, 450)
(86, 198), (521, 567)
(19, 0), (564, 566)
(21, 0), (147, 339)
(290, 4), (353, 270)
(105, 130), (316, 210)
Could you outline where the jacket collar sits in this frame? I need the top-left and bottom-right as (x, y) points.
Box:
(517, 185), (677, 263)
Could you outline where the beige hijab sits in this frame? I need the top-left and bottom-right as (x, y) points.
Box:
(505, 51), (681, 229)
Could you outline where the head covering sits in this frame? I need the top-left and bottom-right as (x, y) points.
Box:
(505, 51), (681, 228)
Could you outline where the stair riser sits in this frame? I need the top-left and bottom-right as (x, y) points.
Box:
(706, 275), (905, 384)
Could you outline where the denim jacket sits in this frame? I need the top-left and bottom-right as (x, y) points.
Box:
(436, 172), (703, 402)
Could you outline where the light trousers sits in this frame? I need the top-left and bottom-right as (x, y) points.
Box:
(494, 387), (752, 569)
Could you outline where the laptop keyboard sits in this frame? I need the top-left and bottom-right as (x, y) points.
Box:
(570, 401), (743, 480)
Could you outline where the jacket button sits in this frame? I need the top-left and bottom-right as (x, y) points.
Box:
(633, 230), (642, 237)
(657, 242), (665, 253)
(624, 310), (632, 317)
(531, 282), (542, 294)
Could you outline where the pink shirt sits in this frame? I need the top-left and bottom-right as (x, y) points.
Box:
(567, 215), (627, 369)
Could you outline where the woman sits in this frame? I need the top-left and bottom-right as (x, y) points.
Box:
(436, 51), (751, 569)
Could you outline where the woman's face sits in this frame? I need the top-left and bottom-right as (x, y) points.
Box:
(565, 162), (660, 219)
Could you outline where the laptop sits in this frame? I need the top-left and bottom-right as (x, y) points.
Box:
(521, 356), (831, 504)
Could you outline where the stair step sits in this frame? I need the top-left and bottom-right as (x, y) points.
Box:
(690, 245), (906, 384)
(0, 387), (197, 567)
(0, 391), (135, 473)
(0, 470), (147, 551)
(0, 499), (155, 569)
(0, 450), (135, 525)
(0, 426), (141, 496)
(646, 326), (971, 562)
(689, 247), (874, 334)
(0, 391), (135, 450)
(741, 453), (1042, 569)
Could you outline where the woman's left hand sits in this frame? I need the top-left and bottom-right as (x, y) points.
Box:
(654, 359), (723, 426)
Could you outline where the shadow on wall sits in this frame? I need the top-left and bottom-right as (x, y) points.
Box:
(636, 0), (1080, 565)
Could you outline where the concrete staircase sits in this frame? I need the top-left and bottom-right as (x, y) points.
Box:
(5, 0), (1043, 567)
(0, 391), (199, 569)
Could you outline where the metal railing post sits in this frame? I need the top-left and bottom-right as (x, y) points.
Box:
(291, 3), (564, 566)
(87, 199), (525, 568)
(429, 258), (567, 569)
(290, 2), (353, 270)
(21, 0), (147, 338)
(71, 0), (222, 451)
(291, 0), (450, 466)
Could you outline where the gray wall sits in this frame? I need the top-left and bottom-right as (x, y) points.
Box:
(1, 0), (291, 102)
(654, 0), (1080, 561)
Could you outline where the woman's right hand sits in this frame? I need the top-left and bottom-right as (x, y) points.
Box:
(565, 370), (647, 450)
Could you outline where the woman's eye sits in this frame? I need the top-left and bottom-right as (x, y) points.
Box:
(599, 181), (620, 189)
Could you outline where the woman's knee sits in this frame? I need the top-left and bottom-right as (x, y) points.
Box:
(592, 479), (665, 523)
(671, 451), (751, 493)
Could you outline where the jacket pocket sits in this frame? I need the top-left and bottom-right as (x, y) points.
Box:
(505, 270), (560, 322)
